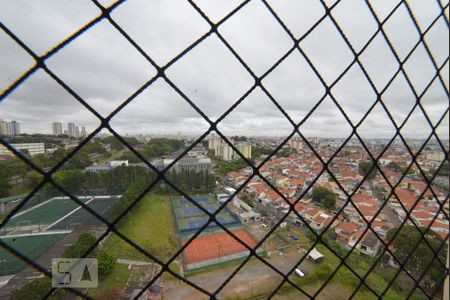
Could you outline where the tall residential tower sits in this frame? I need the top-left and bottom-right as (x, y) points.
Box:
(52, 122), (63, 135)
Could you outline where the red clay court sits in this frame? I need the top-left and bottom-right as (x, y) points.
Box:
(183, 230), (257, 264)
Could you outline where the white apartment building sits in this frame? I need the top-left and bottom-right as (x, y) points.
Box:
(426, 151), (445, 162)
(52, 122), (63, 135)
(68, 122), (76, 137)
(208, 134), (252, 161)
(0, 120), (20, 136)
(0, 119), (9, 136)
(0, 143), (45, 156)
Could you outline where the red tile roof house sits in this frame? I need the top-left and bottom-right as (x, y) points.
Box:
(284, 178), (305, 190)
(279, 188), (296, 198)
(388, 188), (418, 220)
(257, 190), (286, 207)
(419, 219), (449, 240)
(370, 220), (393, 238)
(294, 202), (307, 214)
(349, 229), (382, 257)
(380, 167), (401, 182)
(310, 213), (334, 232)
(343, 206), (357, 224)
(410, 210), (436, 222)
(227, 171), (241, 181)
(302, 208), (322, 223)
(247, 182), (269, 195)
(282, 169), (310, 179)
(335, 221), (359, 244)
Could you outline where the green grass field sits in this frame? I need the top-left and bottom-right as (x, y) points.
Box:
(102, 194), (178, 262)
(273, 241), (426, 300)
(87, 263), (129, 299)
(90, 194), (178, 298)
(0, 233), (66, 275)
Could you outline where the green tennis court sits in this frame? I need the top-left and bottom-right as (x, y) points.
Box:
(50, 197), (122, 230)
(4, 197), (92, 230)
(0, 233), (65, 275)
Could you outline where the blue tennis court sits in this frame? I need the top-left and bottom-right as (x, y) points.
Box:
(179, 198), (209, 206)
(183, 206), (217, 217)
(171, 195), (241, 236)
(187, 216), (234, 229)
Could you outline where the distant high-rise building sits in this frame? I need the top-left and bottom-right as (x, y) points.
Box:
(81, 126), (87, 138)
(75, 126), (80, 138)
(288, 138), (303, 150)
(217, 143), (234, 161)
(236, 143), (252, 159)
(9, 121), (20, 136)
(68, 123), (76, 137)
(208, 134), (252, 161)
(0, 119), (9, 136)
(208, 134), (220, 150)
(52, 122), (63, 135)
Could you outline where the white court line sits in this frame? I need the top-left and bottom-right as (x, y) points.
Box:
(0, 230), (72, 239)
(10, 195), (96, 219)
(44, 197), (96, 231)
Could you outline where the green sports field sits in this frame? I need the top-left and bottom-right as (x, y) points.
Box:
(50, 197), (122, 230)
(4, 197), (92, 230)
(0, 233), (66, 275)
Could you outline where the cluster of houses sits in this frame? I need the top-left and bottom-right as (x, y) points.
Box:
(225, 146), (448, 257)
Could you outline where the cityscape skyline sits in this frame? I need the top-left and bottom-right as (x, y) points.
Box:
(0, 117), (449, 141)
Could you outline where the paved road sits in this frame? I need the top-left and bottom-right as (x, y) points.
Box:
(117, 259), (152, 266)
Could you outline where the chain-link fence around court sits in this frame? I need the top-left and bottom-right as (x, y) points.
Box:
(0, 0), (449, 299)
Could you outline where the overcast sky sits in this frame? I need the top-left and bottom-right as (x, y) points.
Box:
(0, 0), (448, 139)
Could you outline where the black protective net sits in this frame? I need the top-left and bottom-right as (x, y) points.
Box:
(0, 0), (448, 299)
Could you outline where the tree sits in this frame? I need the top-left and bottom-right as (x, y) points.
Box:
(0, 166), (11, 197)
(277, 148), (296, 158)
(141, 138), (184, 159)
(102, 136), (126, 151)
(252, 146), (272, 158)
(437, 161), (448, 176)
(98, 250), (116, 275)
(311, 186), (336, 210)
(26, 172), (42, 188)
(387, 161), (400, 172)
(387, 225), (446, 289)
(62, 232), (97, 258)
(117, 151), (141, 163)
(11, 278), (65, 300)
(233, 136), (248, 142)
(314, 264), (333, 280)
(358, 160), (377, 180)
(53, 169), (86, 193)
(341, 150), (351, 157)
(64, 151), (92, 170)
(215, 158), (248, 174)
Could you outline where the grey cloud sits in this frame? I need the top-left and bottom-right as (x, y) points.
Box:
(0, 0), (448, 139)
